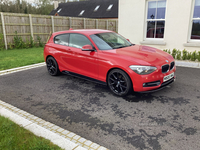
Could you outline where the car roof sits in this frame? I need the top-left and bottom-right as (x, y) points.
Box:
(52, 29), (113, 37)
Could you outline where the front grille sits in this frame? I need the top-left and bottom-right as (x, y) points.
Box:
(162, 64), (169, 73)
(170, 61), (175, 70)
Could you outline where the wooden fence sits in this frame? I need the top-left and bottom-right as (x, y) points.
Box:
(0, 12), (118, 49)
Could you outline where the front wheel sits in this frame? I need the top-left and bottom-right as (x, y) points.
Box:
(46, 57), (60, 76)
(107, 69), (132, 96)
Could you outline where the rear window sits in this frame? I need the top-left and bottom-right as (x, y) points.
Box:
(54, 34), (69, 46)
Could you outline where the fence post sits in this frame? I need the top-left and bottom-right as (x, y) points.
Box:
(1, 12), (7, 50)
(51, 16), (54, 33)
(96, 19), (98, 29)
(106, 20), (109, 30)
(69, 17), (71, 29)
(83, 18), (86, 29)
(29, 14), (34, 40)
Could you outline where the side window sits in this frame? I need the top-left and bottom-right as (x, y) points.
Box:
(69, 34), (92, 49)
(54, 34), (69, 46)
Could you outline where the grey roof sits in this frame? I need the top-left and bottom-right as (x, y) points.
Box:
(49, 0), (118, 19)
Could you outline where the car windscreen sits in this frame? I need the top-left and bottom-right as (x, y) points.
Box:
(90, 32), (132, 50)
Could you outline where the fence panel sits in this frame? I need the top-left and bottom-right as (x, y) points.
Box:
(0, 12), (118, 49)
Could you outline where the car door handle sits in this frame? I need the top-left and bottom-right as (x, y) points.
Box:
(68, 49), (71, 51)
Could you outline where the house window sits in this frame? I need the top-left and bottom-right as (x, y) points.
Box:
(79, 10), (85, 16)
(146, 0), (166, 39)
(57, 8), (62, 13)
(94, 5), (100, 12)
(191, 0), (200, 40)
(107, 4), (113, 11)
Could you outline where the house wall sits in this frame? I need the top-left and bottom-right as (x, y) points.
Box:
(119, 0), (200, 52)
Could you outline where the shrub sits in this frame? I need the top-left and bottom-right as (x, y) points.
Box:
(176, 50), (181, 60)
(198, 51), (200, 62)
(0, 33), (5, 50)
(182, 49), (188, 60)
(172, 48), (177, 59)
(191, 51), (197, 61)
(37, 35), (43, 47)
(167, 49), (171, 54)
(14, 31), (25, 49)
(163, 49), (167, 52)
(187, 52), (192, 60)
(25, 37), (30, 49)
(30, 36), (35, 48)
(8, 42), (13, 50)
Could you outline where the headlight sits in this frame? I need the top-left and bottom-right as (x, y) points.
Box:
(129, 65), (157, 75)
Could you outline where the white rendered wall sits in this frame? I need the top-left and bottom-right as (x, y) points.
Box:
(119, 0), (200, 52)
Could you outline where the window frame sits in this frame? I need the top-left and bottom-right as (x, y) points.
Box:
(143, 0), (167, 42)
(188, 0), (200, 43)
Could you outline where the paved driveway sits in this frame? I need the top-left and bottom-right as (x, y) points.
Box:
(0, 66), (199, 150)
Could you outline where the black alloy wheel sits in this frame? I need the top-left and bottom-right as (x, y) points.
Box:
(46, 57), (60, 76)
(108, 69), (132, 96)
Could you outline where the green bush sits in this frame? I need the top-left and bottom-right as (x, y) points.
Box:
(172, 48), (177, 59)
(176, 50), (181, 60)
(30, 36), (35, 48)
(14, 31), (25, 49)
(198, 51), (200, 61)
(25, 37), (30, 49)
(162, 49), (200, 62)
(163, 49), (167, 52)
(0, 33), (5, 51)
(167, 49), (171, 54)
(37, 35), (43, 47)
(8, 42), (13, 50)
(187, 52), (192, 60)
(182, 49), (188, 60)
(191, 51), (197, 61)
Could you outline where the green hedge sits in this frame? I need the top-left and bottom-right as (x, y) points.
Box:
(163, 49), (200, 62)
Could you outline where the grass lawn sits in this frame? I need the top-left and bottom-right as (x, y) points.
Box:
(0, 115), (63, 150)
(0, 47), (45, 71)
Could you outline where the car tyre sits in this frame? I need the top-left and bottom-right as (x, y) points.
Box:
(46, 57), (60, 76)
(107, 69), (132, 96)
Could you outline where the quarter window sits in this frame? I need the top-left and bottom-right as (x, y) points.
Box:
(54, 34), (69, 46)
(191, 0), (200, 40)
(146, 0), (166, 39)
(69, 34), (92, 49)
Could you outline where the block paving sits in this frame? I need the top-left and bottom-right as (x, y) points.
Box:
(0, 100), (108, 150)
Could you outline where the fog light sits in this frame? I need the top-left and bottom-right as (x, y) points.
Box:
(143, 81), (160, 87)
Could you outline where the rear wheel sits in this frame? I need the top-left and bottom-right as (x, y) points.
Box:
(107, 69), (132, 96)
(46, 57), (60, 76)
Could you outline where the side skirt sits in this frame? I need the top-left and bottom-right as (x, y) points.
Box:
(62, 71), (107, 86)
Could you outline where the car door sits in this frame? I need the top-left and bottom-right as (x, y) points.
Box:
(68, 33), (98, 80)
(53, 33), (76, 72)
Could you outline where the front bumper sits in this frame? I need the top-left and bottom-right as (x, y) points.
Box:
(127, 65), (176, 92)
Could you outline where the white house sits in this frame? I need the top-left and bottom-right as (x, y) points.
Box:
(119, 0), (200, 52)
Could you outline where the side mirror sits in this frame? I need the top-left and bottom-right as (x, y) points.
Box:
(81, 45), (95, 51)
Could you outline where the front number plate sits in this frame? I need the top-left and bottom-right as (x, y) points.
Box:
(163, 72), (174, 82)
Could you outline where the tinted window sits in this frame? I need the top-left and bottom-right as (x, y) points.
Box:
(54, 34), (69, 46)
(69, 34), (92, 49)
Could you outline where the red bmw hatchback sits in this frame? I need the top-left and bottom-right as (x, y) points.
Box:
(44, 29), (176, 96)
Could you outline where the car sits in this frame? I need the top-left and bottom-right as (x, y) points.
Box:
(44, 29), (176, 96)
